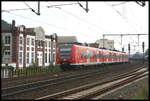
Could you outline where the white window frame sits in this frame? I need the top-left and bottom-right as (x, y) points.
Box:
(19, 52), (23, 65)
(31, 38), (34, 46)
(5, 36), (11, 44)
(27, 38), (30, 46)
(26, 52), (30, 64)
(31, 52), (34, 63)
(19, 36), (23, 45)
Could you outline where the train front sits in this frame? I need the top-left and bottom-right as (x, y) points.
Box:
(56, 44), (75, 70)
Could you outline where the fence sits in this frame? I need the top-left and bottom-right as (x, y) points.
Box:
(12, 66), (61, 77)
(1, 66), (61, 78)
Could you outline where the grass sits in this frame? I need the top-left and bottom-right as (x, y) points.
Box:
(132, 80), (149, 100)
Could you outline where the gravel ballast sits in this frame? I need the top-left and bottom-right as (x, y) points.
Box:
(100, 77), (148, 99)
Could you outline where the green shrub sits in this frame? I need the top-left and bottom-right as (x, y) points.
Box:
(1, 65), (14, 71)
(28, 62), (38, 69)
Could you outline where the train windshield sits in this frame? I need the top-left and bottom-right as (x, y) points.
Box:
(59, 45), (72, 58)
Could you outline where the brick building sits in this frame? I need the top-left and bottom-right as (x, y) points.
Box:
(1, 20), (57, 69)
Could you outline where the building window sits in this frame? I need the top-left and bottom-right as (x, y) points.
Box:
(47, 41), (49, 48)
(19, 36), (23, 45)
(38, 40), (42, 47)
(49, 41), (51, 47)
(31, 52), (34, 63)
(5, 51), (10, 56)
(45, 53), (47, 63)
(45, 41), (47, 47)
(31, 38), (34, 46)
(4, 58), (10, 62)
(5, 36), (11, 44)
(19, 52), (23, 65)
(27, 38), (30, 45)
(26, 52), (29, 64)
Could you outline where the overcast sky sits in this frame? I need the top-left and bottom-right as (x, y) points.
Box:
(2, 1), (149, 53)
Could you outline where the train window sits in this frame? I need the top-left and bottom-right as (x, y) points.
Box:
(105, 55), (107, 59)
(84, 52), (86, 59)
(77, 48), (79, 55)
(109, 53), (111, 59)
(114, 54), (116, 59)
(107, 54), (109, 59)
(87, 51), (89, 59)
(94, 54), (96, 59)
(90, 52), (93, 59)
(101, 53), (103, 58)
(59, 45), (72, 59)
(81, 52), (83, 59)
(112, 54), (114, 59)
(93, 51), (94, 59)
(99, 53), (101, 59)
(104, 54), (106, 59)
(99, 53), (103, 59)
(97, 53), (99, 59)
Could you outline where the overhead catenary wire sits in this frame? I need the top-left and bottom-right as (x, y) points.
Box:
(3, 11), (95, 41)
(60, 8), (110, 34)
(46, 6), (111, 36)
(111, 2), (127, 6)
(46, 2), (112, 35)
(46, 2), (78, 8)
(2, 8), (30, 12)
(104, 2), (141, 34)
(24, 2), (40, 15)
(2, 1), (147, 44)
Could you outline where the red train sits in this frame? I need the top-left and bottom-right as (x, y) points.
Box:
(56, 44), (128, 70)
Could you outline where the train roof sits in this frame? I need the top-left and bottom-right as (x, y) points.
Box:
(60, 44), (128, 55)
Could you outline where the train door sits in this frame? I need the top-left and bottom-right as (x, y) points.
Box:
(87, 49), (90, 65)
(97, 51), (99, 64)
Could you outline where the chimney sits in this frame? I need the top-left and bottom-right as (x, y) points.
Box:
(12, 20), (15, 30)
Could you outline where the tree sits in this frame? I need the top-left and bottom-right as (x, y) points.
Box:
(2, 19), (12, 30)
(145, 49), (149, 56)
(1, 38), (4, 58)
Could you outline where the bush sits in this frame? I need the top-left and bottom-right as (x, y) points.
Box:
(1, 65), (14, 71)
(28, 62), (38, 69)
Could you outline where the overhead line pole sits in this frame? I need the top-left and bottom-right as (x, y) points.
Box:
(102, 34), (148, 46)
(37, 1), (40, 15)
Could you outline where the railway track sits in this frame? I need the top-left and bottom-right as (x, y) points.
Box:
(2, 63), (147, 99)
(35, 65), (148, 100)
(2, 65), (102, 88)
(1, 67), (105, 98)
